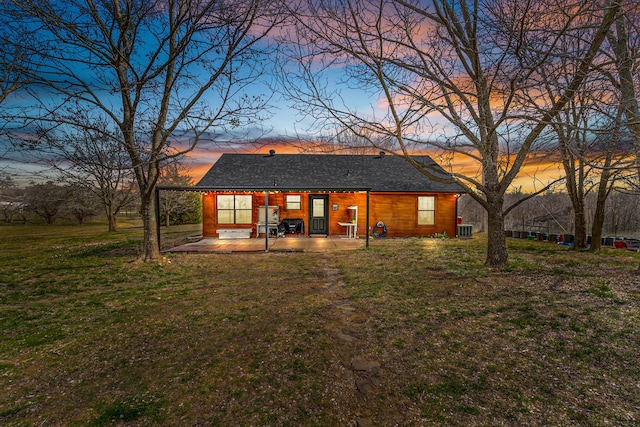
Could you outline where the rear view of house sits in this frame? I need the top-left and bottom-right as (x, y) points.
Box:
(196, 152), (464, 239)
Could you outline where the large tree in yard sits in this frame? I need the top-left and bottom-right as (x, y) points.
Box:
(281, 0), (621, 266)
(608, 2), (640, 185)
(5, 0), (283, 260)
(601, 1), (640, 266)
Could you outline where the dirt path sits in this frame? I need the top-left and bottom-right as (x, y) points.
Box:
(315, 256), (385, 427)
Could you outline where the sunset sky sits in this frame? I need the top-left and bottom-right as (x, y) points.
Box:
(182, 138), (566, 194)
(0, 1), (576, 195)
(171, 72), (567, 194)
(0, 56), (566, 194)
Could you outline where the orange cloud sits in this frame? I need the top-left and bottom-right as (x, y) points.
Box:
(185, 140), (565, 193)
(184, 139), (310, 182)
(438, 151), (565, 193)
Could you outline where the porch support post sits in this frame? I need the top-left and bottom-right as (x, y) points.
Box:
(365, 190), (370, 248)
(155, 187), (161, 249)
(264, 191), (269, 252)
(455, 194), (459, 237)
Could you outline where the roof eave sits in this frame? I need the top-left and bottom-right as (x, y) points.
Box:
(160, 185), (373, 192)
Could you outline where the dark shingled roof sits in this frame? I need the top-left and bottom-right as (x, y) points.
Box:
(196, 153), (464, 193)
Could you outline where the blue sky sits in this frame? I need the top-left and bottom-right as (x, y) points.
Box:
(0, 1), (568, 193)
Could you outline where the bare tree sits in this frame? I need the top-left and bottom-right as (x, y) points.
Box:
(595, 1), (640, 258)
(29, 111), (137, 232)
(158, 161), (200, 227)
(552, 1), (640, 250)
(22, 181), (70, 224)
(280, 0), (621, 265)
(0, 173), (25, 222)
(607, 2), (640, 184)
(540, 52), (625, 249)
(0, 13), (30, 164)
(586, 111), (635, 250)
(64, 185), (101, 225)
(0, 16), (28, 106)
(602, 190), (640, 235)
(456, 194), (484, 230)
(5, 0), (284, 260)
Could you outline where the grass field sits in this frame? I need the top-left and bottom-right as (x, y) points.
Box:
(1, 222), (639, 426)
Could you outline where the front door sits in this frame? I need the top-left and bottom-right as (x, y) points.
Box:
(309, 195), (329, 235)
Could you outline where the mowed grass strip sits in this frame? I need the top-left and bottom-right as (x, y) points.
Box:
(1, 224), (640, 425)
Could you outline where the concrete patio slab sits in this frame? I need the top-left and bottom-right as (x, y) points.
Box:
(165, 236), (367, 253)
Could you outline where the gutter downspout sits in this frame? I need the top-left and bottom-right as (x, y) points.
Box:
(366, 191), (370, 248)
(155, 187), (161, 249)
(455, 193), (459, 237)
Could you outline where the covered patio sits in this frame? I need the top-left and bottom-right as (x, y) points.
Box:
(155, 184), (372, 253)
(164, 235), (367, 253)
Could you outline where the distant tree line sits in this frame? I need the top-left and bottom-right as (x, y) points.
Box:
(0, 165), (200, 227)
(0, 179), (103, 225)
(459, 189), (640, 239)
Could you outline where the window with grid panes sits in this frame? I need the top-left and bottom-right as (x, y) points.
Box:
(286, 194), (301, 210)
(217, 195), (252, 224)
(417, 196), (435, 225)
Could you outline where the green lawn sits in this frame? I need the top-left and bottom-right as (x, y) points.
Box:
(1, 223), (639, 425)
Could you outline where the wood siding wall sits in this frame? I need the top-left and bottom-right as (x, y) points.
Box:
(201, 191), (458, 238)
(369, 192), (458, 237)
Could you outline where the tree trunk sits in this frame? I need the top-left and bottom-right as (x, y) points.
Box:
(610, 10), (640, 273)
(611, 11), (640, 184)
(590, 164), (612, 252)
(485, 197), (508, 266)
(486, 213), (507, 266)
(139, 194), (160, 261)
(590, 201), (605, 251)
(105, 202), (118, 232)
(573, 203), (588, 249)
(108, 213), (117, 232)
(558, 134), (588, 250)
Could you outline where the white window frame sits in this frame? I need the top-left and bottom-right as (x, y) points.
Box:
(217, 194), (252, 224)
(286, 194), (301, 210)
(417, 196), (435, 225)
